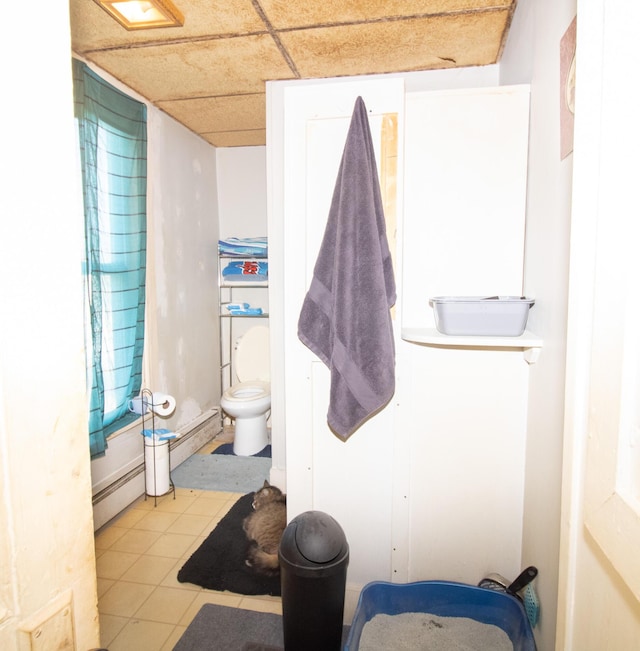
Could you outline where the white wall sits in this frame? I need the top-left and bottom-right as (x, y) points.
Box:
(216, 147), (267, 240)
(500, 1), (576, 649)
(0, 4), (99, 649)
(215, 147), (270, 396)
(401, 86), (532, 585)
(145, 110), (220, 429)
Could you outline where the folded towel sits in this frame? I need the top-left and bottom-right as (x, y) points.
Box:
(141, 428), (179, 442)
(218, 237), (268, 257)
(298, 96), (396, 440)
(226, 307), (263, 316)
(222, 260), (268, 281)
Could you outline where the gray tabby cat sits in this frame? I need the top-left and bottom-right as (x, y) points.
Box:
(243, 481), (287, 576)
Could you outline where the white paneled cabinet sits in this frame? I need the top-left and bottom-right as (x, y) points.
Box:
(269, 79), (531, 598)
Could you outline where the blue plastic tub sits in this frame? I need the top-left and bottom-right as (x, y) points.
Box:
(344, 580), (536, 650)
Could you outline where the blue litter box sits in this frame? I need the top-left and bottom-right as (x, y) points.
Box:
(344, 580), (537, 650)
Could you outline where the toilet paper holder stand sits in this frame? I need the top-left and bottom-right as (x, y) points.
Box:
(140, 387), (176, 506)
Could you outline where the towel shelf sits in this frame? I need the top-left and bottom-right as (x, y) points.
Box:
(401, 327), (543, 364)
(220, 280), (268, 288)
(218, 252), (269, 404)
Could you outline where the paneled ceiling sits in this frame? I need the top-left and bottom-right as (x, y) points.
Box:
(70, 0), (517, 147)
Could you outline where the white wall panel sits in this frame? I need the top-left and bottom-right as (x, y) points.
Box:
(273, 75), (531, 606)
(402, 87), (530, 330)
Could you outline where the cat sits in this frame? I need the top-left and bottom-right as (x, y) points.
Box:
(242, 480), (287, 576)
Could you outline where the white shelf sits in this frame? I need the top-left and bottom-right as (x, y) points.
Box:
(218, 251), (269, 397)
(401, 327), (543, 364)
(221, 280), (268, 288)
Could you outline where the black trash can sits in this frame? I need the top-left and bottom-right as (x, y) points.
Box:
(279, 510), (349, 651)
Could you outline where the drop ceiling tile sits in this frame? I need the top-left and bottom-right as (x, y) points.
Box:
(157, 94), (266, 133)
(281, 12), (509, 78)
(260, 0), (512, 29)
(201, 130), (267, 147)
(85, 35), (295, 101)
(70, 0), (268, 52)
(70, 2), (517, 151)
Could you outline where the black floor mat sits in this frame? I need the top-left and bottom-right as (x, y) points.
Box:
(177, 492), (281, 596)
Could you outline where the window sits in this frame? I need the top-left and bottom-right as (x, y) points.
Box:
(73, 59), (147, 458)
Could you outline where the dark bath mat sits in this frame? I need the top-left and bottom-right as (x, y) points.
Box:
(212, 443), (272, 458)
(177, 492), (281, 596)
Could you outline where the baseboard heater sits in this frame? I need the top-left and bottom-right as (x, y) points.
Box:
(91, 409), (221, 530)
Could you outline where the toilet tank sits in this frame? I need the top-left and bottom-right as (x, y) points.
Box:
(234, 325), (270, 382)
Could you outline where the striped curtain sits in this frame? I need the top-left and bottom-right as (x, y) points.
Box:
(73, 59), (147, 458)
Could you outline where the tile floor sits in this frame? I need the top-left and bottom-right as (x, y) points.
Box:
(95, 436), (281, 650)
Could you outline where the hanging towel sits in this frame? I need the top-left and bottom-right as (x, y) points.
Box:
(297, 96), (396, 440)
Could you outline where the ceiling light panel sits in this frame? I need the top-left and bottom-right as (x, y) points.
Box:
(94, 0), (184, 30)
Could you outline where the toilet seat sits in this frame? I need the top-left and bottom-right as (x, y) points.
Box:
(222, 380), (270, 402)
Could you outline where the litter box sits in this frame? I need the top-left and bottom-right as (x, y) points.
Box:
(344, 580), (536, 651)
(431, 296), (535, 337)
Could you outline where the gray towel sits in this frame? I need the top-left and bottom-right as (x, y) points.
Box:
(298, 96), (396, 440)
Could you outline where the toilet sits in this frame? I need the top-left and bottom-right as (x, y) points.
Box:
(220, 325), (271, 456)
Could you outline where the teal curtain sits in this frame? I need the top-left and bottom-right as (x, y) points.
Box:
(73, 59), (147, 458)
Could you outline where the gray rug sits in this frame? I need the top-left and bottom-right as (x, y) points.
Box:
(173, 604), (283, 650)
(173, 603), (350, 651)
(171, 454), (271, 493)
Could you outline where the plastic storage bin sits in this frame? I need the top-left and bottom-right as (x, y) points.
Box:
(345, 580), (536, 651)
(431, 296), (535, 336)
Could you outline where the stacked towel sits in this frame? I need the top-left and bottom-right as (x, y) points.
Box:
(298, 96), (396, 440)
(222, 260), (268, 281)
(219, 237), (267, 257)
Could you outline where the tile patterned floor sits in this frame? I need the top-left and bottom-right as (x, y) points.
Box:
(95, 435), (281, 650)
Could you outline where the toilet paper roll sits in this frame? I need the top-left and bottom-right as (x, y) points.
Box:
(149, 392), (176, 417)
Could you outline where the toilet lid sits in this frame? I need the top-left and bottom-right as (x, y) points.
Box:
(235, 326), (270, 382)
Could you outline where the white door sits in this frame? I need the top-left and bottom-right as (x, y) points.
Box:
(272, 78), (404, 590)
(558, 0), (640, 648)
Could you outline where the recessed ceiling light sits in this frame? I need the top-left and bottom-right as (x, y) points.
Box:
(94, 0), (184, 30)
